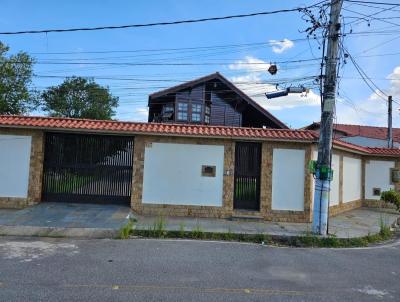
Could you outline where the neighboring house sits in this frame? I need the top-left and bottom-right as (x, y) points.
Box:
(148, 72), (287, 129)
(304, 122), (400, 148)
(1, 115), (399, 223)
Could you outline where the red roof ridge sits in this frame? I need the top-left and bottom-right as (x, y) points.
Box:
(0, 115), (308, 133)
(306, 121), (400, 130)
(0, 114), (314, 138)
(335, 123), (399, 129)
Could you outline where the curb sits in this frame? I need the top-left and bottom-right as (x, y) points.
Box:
(0, 225), (119, 239)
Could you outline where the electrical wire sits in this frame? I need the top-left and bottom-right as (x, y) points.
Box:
(0, 1), (329, 35)
(344, 0), (400, 6)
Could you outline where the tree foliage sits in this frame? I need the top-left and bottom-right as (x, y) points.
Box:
(41, 77), (119, 120)
(0, 42), (37, 115)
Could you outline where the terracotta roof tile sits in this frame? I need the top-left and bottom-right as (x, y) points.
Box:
(1, 115), (400, 156)
(0, 115), (315, 140)
(306, 122), (400, 141)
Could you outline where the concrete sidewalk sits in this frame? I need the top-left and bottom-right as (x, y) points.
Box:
(133, 208), (400, 239)
(0, 202), (131, 238)
(0, 202), (398, 239)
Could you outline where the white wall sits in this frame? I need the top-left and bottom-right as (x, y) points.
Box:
(272, 148), (305, 211)
(142, 143), (224, 206)
(365, 160), (395, 200)
(340, 136), (400, 148)
(330, 154), (340, 206)
(343, 156), (362, 203)
(0, 135), (32, 198)
(311, 150), (340, 207)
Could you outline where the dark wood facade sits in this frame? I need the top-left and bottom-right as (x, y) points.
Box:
(148, 73), (287, 129)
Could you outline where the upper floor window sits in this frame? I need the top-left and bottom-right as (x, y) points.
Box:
(191, 104), (202, 122)
(204, 105), (211, 124)
(161, 103), (174, 121)
(177, 102), (188, 121)
(163, 104), (174, 113)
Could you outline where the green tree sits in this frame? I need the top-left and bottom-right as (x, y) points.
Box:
(0, 42), (37, 114)
(41, 77), (119, 120)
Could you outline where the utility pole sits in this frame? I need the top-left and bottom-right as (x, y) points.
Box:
(388, 95), (393, 148)
(312, 0), (343, 235)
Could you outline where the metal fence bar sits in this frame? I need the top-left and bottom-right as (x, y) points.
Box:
(42, 132), (134, 205)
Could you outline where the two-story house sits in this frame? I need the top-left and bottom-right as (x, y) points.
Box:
(148, 72), (287, 129)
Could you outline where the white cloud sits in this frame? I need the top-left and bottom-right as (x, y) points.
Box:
(388, 66), (400, 97)
(228, 56), (320, 111)
(116, 106), (148, 122)
(134, 107), (149, 121)
(228, 56), (270, 73)
(269, 39), (294, 54)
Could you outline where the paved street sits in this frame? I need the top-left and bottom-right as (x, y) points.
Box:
(0, 237), (399, 301)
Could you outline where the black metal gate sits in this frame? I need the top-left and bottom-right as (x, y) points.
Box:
(233, 142), (262, 210)
(42, 132), (134, 205)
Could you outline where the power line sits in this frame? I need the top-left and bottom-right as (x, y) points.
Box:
(354, 34), (400, 55)
(343, 45), (400, 105)
(343, 7), (400, 27)
(10, 58), (322, 66)
(344, 0), (400, 6)
(30, 40), (309, 55)
(27, 29), (400, 57)
(345, 1), (400, 12)
(0, 1), (328, 35)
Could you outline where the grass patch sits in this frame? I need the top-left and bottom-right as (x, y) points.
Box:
(192, 222), (204, 239)
(149, 215), (167, 238)
(178, 222), (186, 238)
(121, 215), (396, 247)
(118, 218), (136, 239)
(129, 227), (395, 248)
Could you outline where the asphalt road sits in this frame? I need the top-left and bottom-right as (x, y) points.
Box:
(0, 237), (399, 302)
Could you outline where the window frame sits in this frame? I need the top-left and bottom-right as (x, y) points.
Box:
(191, 103), (202, 123)
(176, 102), (189, 122)
(204, 104), (211, 124)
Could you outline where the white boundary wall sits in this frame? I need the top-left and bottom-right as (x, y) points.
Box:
(0, 135), (32, 198)
(343, 156), (362, 203)
(142, 142), (224, 206)
(312, 151), (340, 207)
(365, 160), (395, 200)
(330, 154), (340, 206)
(272, 148), (305, 211)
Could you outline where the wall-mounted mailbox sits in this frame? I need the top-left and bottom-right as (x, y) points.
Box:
(372, 187), (381, 196)
(391, 168), (400, 183)
(201, 165), (216, 177)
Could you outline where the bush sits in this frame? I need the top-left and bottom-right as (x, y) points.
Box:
(380, 189), (400, 211)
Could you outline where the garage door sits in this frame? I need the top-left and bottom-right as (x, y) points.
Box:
(42, 132), (134, 205)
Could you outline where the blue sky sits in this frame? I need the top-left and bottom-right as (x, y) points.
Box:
(1, 0), (399, 128)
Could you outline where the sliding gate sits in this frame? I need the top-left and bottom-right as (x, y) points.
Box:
(42, 133), (134, 205)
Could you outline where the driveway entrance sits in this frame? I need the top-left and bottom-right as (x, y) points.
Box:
(42, 132), (134, 205)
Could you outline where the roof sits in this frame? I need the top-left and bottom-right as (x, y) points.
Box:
(149, 72), (288, 129)
(304, 122), (400, 141)
(0, 115), (399, 157)
(0, 115), (313, 140)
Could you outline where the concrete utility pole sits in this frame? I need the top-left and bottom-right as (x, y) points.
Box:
(312, 0), (343, 235)
(388, 95), (393, 148)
